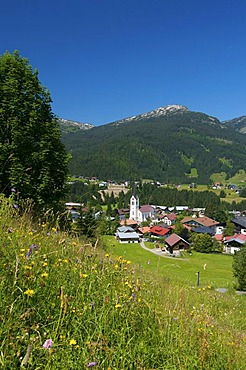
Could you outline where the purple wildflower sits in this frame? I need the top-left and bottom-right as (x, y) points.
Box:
(11, 188), (16, 193)
(43, 339), (53, 350)
(7, 228), (13, 233)
(131, 293), (136, 301)
(26, 244), (39, 258)
(13, 204), (18, 209)
(87, 362), (97, 367)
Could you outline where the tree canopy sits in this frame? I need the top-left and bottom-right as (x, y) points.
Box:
(0, 51), (68, 211)
(233, 247), (246, 291)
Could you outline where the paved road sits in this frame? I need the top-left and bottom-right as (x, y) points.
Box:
(140, 240), (170, 257)
(139, 240), (186, 259)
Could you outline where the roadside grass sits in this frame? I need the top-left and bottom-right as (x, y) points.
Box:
(1, 196), (246, 369)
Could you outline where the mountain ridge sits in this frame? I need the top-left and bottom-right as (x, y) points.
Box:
(59, 105), (246, 134)
(61, 105), (246, 183)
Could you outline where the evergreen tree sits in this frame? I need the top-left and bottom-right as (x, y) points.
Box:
(224, 220), (235, 236)
(0, 51), (68, 211)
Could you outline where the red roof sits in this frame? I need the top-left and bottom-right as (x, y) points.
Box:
(214, 234), (223, 242)
(165, 233), (189, 247)
(138, 226), (151, 234)
(224, 233), (246, 242)
(120, 219), (138, 226)
(150, 225), (169, 236)
(139, 205), (153, 213)
(181, 216), (219, 227)
(167, 213), (177, 221)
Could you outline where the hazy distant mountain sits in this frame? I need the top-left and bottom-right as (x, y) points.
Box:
(222, 116), (246, 134)
(61, 105), (246, 183)
(58, 118), (94, 133)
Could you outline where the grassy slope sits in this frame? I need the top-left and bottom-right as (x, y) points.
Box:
(102, 236), (234, 288)
(1, 197), (246, 369)
(177, 183), (245, 203)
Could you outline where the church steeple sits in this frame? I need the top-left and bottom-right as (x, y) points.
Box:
(130, 183), (139, 221)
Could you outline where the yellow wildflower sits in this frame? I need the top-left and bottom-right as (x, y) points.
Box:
(42, 262), (48, 267)
(126, 260), (131, 264)
(115, 304), (122, 308)
(23, 265), (32, 270)
(24, 289), (35, 296)
(69, 339), (77, 345)
(41, 272), (49, 278)
(80, 273), (88, 278)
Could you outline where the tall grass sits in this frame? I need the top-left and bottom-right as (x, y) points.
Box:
(0, 195), (245, 369)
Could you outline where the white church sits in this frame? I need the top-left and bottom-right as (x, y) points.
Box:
(129, 191), (154, 223)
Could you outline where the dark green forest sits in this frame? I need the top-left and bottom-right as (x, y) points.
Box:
(62, 109), (246, 184)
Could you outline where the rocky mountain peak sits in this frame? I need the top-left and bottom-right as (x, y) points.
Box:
(113, 105), (189, 126)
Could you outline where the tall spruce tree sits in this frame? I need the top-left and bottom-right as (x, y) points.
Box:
(0, 51), (68, 210)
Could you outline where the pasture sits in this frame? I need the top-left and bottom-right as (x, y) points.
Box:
(102, 236), (234, 288)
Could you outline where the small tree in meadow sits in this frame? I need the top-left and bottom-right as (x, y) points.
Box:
(232, 246), (246, 291)
(191, 233), (219, 253)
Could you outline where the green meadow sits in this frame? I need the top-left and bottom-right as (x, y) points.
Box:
(0, 197), (246, 369)
(102, 237), (234, 288)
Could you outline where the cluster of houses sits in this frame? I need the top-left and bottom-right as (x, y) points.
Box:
(115, 192), (246, 255)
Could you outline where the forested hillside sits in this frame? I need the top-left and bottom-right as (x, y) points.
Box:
(223, 116), (246, 134)
(62, 106), (246, 183)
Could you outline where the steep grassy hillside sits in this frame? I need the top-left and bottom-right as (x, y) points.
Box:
(1, 196), (246, 369)
(0, 195), (246, 369)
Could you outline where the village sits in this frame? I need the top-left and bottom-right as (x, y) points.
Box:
(115, 190), (246, 255)
(66, 183), (246, 256)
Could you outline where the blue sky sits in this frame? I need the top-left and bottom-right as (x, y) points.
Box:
(1, 0), (246, 125)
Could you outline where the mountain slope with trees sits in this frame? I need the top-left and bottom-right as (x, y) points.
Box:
(222, 116), (246, 134)
(62, 105), (246, 183)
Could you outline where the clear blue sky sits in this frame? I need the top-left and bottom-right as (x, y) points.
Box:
(1, 0), (246, 125)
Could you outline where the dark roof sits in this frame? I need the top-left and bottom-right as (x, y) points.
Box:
(191, 226), (214, 235)
(231, 217), (246, 229)
(117, 208), (130, 215)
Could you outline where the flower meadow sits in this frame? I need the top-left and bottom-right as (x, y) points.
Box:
(0, 196), (246, 369)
